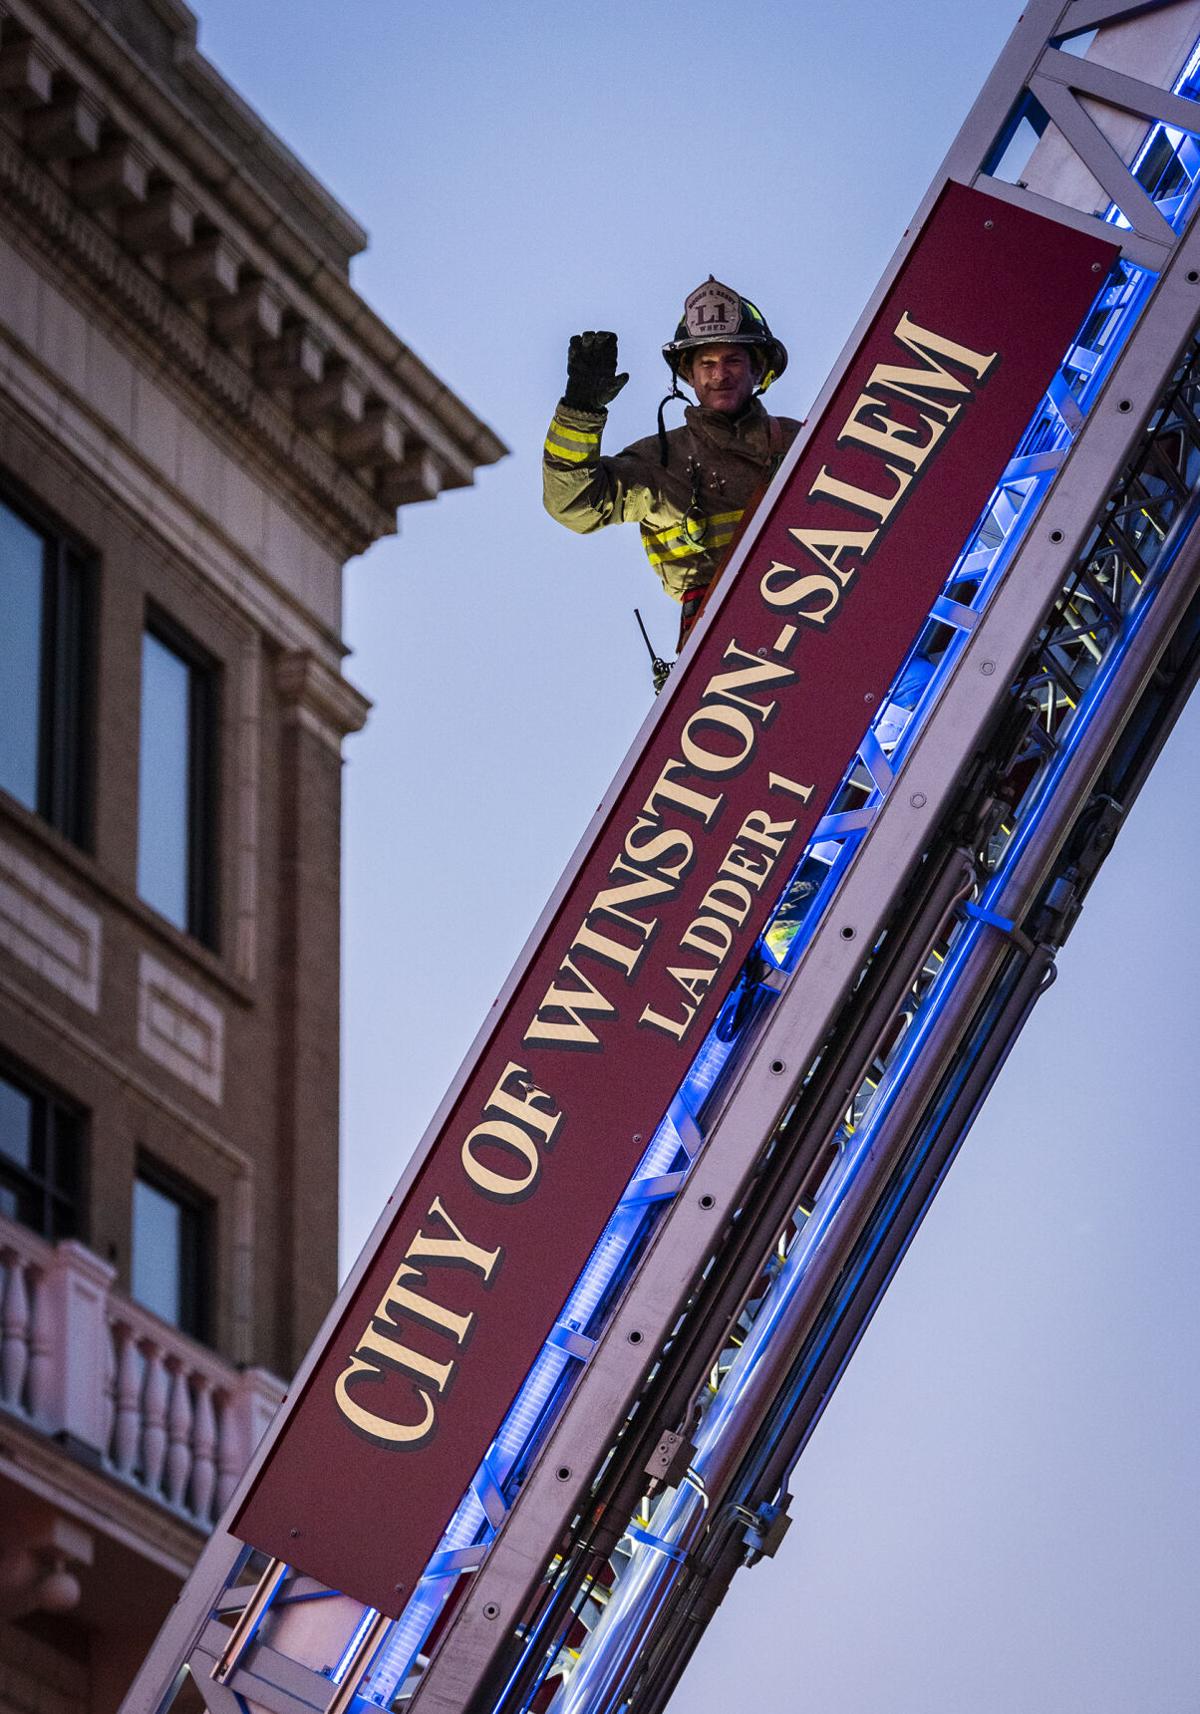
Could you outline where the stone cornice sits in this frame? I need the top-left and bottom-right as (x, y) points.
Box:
(0, 132), (389, 553)
(0, 0), (507, 555)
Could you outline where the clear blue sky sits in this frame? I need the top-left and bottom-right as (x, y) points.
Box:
(192, 4), (1200, 1708)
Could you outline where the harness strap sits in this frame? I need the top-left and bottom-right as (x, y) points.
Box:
(675, 415), (785, 651)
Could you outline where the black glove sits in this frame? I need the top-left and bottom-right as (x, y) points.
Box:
(564, 330), (629, 412)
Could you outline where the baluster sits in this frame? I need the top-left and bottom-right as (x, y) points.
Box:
(112, 1323), (142, 1477)
(26, 1266), (51, 1425)
(190, 1377), (217, 1523)
(214, 1391), (240, 1513)
(0, 1253), (29, 1410)
(102, 1317), (116, 1451)
(140, 1342), (168, 1495)
(165, 1363), (193, 1509)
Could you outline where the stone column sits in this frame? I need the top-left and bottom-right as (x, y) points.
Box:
(273, 651), (369, 1372)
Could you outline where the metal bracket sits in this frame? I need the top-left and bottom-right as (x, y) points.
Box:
(643, 1429), (696, 1489)
(741, 1497), (794, 1563)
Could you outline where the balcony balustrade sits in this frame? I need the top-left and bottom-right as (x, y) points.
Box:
(0, 1214), (283, 1531)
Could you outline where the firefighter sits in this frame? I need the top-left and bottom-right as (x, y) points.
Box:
(543, 277), (802, 685)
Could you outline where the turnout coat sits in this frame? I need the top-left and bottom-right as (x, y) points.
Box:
(543, 396), (802, 610)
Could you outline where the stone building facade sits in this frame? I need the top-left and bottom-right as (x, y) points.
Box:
(0, 0), (504, 1708)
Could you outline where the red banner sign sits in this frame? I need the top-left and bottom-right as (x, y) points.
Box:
(235, 185), (1116, 1614)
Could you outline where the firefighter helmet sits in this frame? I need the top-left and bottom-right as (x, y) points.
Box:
(662, 276), (788, 394)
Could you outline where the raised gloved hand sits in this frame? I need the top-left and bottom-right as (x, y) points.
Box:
(564, 331), (629, 412)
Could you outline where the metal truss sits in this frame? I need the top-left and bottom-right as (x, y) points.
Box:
(118, 6), (1200, 1714)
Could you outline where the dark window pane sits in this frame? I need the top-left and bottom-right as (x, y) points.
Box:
(48, 1107), (81, 1204)
(132, 1176), (183, 1325)
(0, 502), (45, 812)
(0, 1077), (33, 1171)
(138, 631), (191, 930)
(0, 1064), (84, 1241)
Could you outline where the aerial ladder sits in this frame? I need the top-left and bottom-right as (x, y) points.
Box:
(122, 4), (1200, 1712)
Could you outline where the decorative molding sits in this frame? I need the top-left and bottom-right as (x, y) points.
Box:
(0, 957), (250, 1175)
(137, 950), (224, 1105)
(0, 835), (101, 1012)
(0, 131), (390, 553)
(276, 649), (372, 754)
(0, 0), (506, 557)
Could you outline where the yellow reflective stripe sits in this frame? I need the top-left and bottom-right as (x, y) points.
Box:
(643, 508), (744, 549)
(645, 529), (743, 566)
(645, 539), (708, 566)
(544, 435), (592, 463)
(550, 421), (600, 446)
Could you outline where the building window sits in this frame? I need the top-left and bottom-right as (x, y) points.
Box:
(0, 487), (92, 845)
(0, 1060), (85, 1241)
(131, 1160), (211, 1340)
(137, 617), (218, 945)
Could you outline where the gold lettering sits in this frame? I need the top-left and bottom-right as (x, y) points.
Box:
(737, 810), (798, 857)
(572, 857), (677, 976)
(760, 563), (847, 625)
(524, 953), (618, 1049)
(668, 964), (716, 1004)
(623, 815), (694, 879)
(837, 390), (946, 471)
(642, 759), (724, 826)
(374, 1262), (474, 1344)
(886, 310), (998, 391)
(768, 773), (814, 802)
(639, 998), (697, 1040)
(703, 641), (795, 723)
(680, 703), (758, 774)
(406, 1195), (502, 1281)
(698, 876), (753, 928)
(808, 461), (912, 523)
(483, 1062), (563, 1148)
(357, 1323), (456, 1393)
(571, 920), (645, 976)
(679, 913), (734, 962)
(461, 1116), (542, 1198)
(334, 1354), (435, 1446)
(720, 840), (774, 889)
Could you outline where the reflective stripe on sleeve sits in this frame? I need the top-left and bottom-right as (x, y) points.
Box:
(544, 419), (602, 463)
